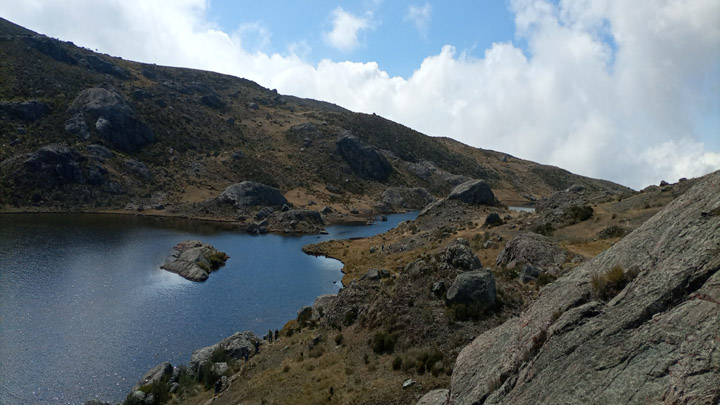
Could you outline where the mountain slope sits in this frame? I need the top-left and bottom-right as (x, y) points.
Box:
(0, 17), (632, 222)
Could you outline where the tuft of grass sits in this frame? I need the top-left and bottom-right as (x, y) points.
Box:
(590, 265), (639, 301)
(371, 330), (397, 354)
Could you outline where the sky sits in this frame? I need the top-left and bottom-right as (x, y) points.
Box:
(1, 0), (718, 189)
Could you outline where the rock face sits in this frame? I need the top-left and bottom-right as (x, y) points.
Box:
(445, 270), (496, 309)
(496, 232), (567, 270)
(380, 187), (436, 211)
(189, 331), (260, 375)
(218, 181), (288, 208)
(160, 240), (228, 282)
(66, 87), (154, 152)
(0, 100), (50, 121)
(448, 179), (497, 206)
(449, 171), (720, 405)
(336, 134), (392, 181)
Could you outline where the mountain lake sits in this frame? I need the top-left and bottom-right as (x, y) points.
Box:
(0, 211), (417, 404)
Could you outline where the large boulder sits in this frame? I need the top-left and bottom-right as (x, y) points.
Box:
(496, 233), (567, 270)
(443, 239), (482, 271)
(66, 87), (154, 152)
(218, 181), (288, 208)
(448, 171), (720, 405)
(446, 270), (496, 309)
(189, 331), (260, 374)
(160, 240), (228, 282)
(336, 134), (392, 181)
(448, 179), (497, 206)
(19, 145), (86, 189)
(380, 187), (436, 211)
(0, 100), (50, 121)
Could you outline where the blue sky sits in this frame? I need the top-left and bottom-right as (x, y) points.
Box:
(0, 0), (718, 189)
(205, 1), (519, 79)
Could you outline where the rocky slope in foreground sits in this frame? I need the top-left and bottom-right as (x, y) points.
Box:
(440, 170), (720, 404)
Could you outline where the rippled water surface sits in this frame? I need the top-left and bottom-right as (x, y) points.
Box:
(0, 212), (416, 404)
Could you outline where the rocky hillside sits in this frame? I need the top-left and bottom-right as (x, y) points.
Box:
(0, 17), (632, 226)
(438, 170), (720, 404)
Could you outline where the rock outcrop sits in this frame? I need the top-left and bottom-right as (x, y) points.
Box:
(218, 181), (288, 208)
(160, 240), (229, 281)
(0, 100), (50, 121)
(336, 134), (392, 181)
(66, 87), (154, 151)
(276, 209), (325, 233)
(446, 171), (720, 405)
(130, 362), (173, 392)
(379, 187), (436, 212)
(18, 144), (87, 189)
(188, 331), (260, 375)
(496, 232), (568, 270)
(448, 179), (497, 206)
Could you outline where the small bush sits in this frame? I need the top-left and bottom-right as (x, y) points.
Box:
(566, 205), (593, 223)
(371, 330), (397, 354)
(535, 273), (556, 289)
(392, 356), (402, 370)
(208, 251), (229, 268)
(446, 302), (486, 322)
(334, 333), (344, 346)
(532, 222), (555, 236)
(591, 265), (639, 300)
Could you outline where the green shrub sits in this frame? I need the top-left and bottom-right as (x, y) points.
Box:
(566, 205), (593, 224)
(446, 302), (486, 322)
(532, 222), (555, 236)
(334, 333), (344, 346)
(392, 356), (402, 370)
(371, 330), (397, 354)
(535, 272), (556, 288)
(207, 251), (229, 268)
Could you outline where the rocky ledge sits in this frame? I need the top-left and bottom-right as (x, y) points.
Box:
(160, 240), (229, 282)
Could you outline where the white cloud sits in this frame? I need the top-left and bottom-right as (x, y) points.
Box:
(323, 7), (372, 52)
(405, 3), (432, 36)
(0, 0), (718, 189)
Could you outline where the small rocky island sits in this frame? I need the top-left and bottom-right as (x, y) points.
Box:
(160, 240), (229, 282)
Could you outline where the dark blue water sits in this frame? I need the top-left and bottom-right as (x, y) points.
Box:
(0, 212), (416, 404)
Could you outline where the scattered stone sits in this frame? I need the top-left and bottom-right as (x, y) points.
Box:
(448, 180), (497, 206)
(659, 180), (669, 186)
(431, 281), (446, 295)
(326, 185), (343, 194)
(82, 54), (130, 78)
(416, 389), (449, 405)
(321, 206), (333, 214)
(281, 204), (291, 212)
(445, 270), (496, 309)
(247, 102), (259, 110)
(484, 213), (502, 226)
(403, 379), (416, 389)
(443, 239), (482, 271)
(379, 215), (388, 221)
(363, 268), (381, 280)
(520, 264), (542, 283)
(256, 207), (274, 220)
(231, 151), (244, 160)
(350, 208), (359, 214)
(132, 89), (152, 100)
(567, 184), (585, 193)
(160, 240), (229, 282)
